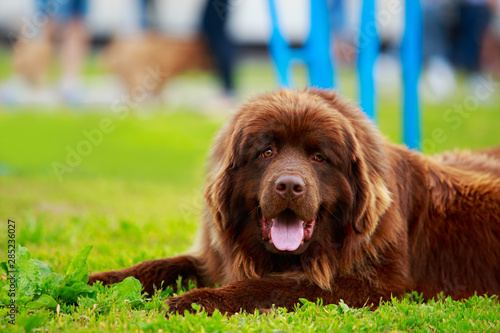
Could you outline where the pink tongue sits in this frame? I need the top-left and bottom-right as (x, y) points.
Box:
(271, 213), (304, 251)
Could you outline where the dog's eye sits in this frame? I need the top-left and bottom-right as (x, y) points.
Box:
(262, 148), (273, 158)
(313, 154), (325, 162)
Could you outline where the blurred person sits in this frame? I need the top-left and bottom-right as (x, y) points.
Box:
(0, 0), (89, 105)
(454, 0), (494, 91)
(102, 0), (213, 105)
(200, 0), (237, 109)
(329, 0), (357, 66)
(41, 0), (89, 104)
(103, 0), (236, 111)
(481, 0), (500, 76)
(421, 0), (457, 102)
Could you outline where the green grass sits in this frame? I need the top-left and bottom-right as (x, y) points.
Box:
(0, 52), (499, 331)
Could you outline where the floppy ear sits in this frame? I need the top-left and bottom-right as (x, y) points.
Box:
(204, 121), (239, 231)
(347, 132), (392, 236)
(307, 88), (392, 236)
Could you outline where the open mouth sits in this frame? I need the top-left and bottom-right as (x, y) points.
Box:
(261, 209), (316, 252)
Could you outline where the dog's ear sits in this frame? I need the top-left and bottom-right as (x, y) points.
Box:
(308, 88), (392, 236)
(347, 140), (392, 236)
(204, 119), (240, 231)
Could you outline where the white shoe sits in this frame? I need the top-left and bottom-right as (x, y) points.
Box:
(422, 57), (457, 103)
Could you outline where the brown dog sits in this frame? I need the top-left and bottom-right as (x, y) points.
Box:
(89, 89), (500, 315)
(103, 33), (212, 96)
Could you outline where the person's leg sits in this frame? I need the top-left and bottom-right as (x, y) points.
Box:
(422, 2), (451, 61)
(456, 4), (492, 72)
(201, 0), (235, 95)
(34, 0), (56, 41)
(469, 5), (491, 72)
(59, 18), (89, 83)
(3, 0), (53, 95)
(421, 1), (457, 102)
(57, 0), (89, 101)
(211, 36), (235, 95)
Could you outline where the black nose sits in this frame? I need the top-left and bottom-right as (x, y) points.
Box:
(275, 174), (305, 200)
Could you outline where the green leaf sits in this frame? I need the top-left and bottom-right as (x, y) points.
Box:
(0, 290), (11, 307)
(16, 310), (48, 332)
(40, 272), (64, 299)
(64, 244), (92, 284)
(59, 280), (95, 303)
(34, 259), (54, 279)
(17, 295), (34, 305)
(338, 299), (351, 314)
(25, 294), (58, 309)
(112, 276), (144, 306)
(299, 298), (310, 305)
(15, 245), (41, 304)
(191, 303), (201, 312)
(0, 262), (8, 276)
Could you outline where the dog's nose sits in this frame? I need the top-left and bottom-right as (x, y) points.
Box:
(275, 174), (305, 200)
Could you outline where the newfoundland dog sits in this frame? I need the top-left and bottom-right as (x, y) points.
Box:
(89, 89), (500, 314)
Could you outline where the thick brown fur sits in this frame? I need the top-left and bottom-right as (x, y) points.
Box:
(89, 89), (500, 315)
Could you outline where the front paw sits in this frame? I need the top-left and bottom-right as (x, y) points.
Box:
(88, 271), (125, 286)
(167, 289), (232, 316)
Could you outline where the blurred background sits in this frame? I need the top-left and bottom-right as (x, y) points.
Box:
(1, 0), (499, 107)
(0, 0), (499, 270)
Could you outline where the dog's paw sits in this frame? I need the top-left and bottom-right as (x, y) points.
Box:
(88, 272), (124, 286)
(166, 289), (229, 316)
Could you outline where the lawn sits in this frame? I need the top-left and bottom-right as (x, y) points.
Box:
(0, 55), (499, 331)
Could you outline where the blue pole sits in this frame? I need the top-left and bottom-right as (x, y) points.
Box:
(401, 0), (422, 150)
(268, 0), (335, 89)
(357, 0), (379, 121)
(268, 0), (292, 87)
(306, 0), (335, 89)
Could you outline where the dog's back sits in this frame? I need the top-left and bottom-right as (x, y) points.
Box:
(433, 148), (500, 178)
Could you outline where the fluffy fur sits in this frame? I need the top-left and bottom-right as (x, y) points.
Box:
(89, 89), (500, 314)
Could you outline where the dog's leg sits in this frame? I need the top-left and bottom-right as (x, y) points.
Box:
(166, 276), (399, 315)
(89, 255), (202, 296)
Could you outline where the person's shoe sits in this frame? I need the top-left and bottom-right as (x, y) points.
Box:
(422, 57), (456, 103)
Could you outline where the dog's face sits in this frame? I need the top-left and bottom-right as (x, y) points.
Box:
(234, 108), (349, 255)
(205, 89), (392, 258)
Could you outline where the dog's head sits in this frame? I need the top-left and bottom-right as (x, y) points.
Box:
(205, 89), (392, 265)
